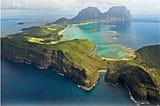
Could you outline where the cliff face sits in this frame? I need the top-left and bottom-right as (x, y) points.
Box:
(135, 45), (160, 69)
(54, 6), (131, 24)
(105, 45), (160, 104)
(2, 31), (106, 90)
(103, 6), (131, 21)
(71, 7), (102, 23)
(2, 44), (92, 87)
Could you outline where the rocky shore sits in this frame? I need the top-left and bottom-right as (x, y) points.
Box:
(1, 25), (107, 90)
(105, 45), (160, 104)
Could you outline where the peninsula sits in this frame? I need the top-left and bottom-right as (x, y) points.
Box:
(1, 25), (107, 90)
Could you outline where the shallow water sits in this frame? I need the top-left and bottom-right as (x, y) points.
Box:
(62, 22), (160, 59)
(1, 10), (160, 105)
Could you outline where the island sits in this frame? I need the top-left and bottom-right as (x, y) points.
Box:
(105, 45), (160, 104)
(53, 6), (131, 24)
(1, 25), (107, 90)
(17, 22), (24, 25)
(1, 6), (160, 105)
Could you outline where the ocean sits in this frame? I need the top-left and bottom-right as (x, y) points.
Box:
(62, 21), (160, 59)
(1, 10), (160, 106)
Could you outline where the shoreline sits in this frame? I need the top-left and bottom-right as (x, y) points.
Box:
(124, 82), (138, 104)
(98, 70), (107, 73)
(124, 82), (150, 105)
(72, 21), (98, 26)
(101, 55), (136, 61)
(78, 82), (98, 91)
(106, 82), (119, 87)
(58, 27), (68, 35)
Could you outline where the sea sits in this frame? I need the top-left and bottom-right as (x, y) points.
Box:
(1, 10), (160, 106)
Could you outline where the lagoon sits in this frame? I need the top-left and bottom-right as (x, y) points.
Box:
(1, 10), (160, 105)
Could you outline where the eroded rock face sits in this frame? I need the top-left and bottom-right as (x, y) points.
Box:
(105, 45), (160, 104)
(105, 64), (160, 104)
(1, 38), (100, 90)
(2, 46), (52, 69)
(53, 6), (131, 24)
(71, 7), (102, 23)
(103, 6), (131, 21)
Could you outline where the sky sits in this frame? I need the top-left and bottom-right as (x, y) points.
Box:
(1, 0), (160, 15)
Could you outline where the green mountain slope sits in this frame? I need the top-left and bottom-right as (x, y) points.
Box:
(53, 6), (131, 24)
(105, 45), (160, 104)
(1, 25), (107, 90)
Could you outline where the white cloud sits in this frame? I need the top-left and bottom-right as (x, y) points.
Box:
(1, 0), (159, 15)
(1, 0), (135, 10)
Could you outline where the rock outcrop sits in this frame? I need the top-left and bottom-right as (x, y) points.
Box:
(1, 25), (107, 90)
(105, 45), (160, 104)
(53, 6), (131, 24)
(102, 6), (131, 22)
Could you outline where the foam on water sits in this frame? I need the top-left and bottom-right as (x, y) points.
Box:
(61, 23), (135, 59)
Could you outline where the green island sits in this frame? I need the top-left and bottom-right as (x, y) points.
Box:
(1, 25), (107, 90)
(1, 6), (160, 105)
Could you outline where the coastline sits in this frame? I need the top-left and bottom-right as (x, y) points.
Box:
(106, 82), (119, 87)
(105, 81), (144, 105)
(72, 21), (98, 26)
(78, 81), (98, 91)
(98, 70), (107, 73)
(124, 82), (138, 104)
(58, 27), (68, 35)
(101, 54), (136, 61)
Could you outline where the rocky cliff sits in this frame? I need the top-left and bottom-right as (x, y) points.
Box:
(1, 25), (107, 90)
(102, 6), (131, 21)
(53, 6), (131, 24)
(105, 45), (160, 104)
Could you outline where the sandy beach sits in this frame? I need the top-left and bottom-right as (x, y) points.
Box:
(72, 21), (98, 26)
(58, 28), (68, 35)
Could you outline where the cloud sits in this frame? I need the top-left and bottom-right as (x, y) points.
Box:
(1, 0), (159, 15)
(1, 0), (136, 11)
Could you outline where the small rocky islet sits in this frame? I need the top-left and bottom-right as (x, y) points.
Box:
(1, 6), (160, 105)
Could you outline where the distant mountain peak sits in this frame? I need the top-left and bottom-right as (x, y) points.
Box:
(105, 6), (131, 19)
(54, 6), (131, 24)
(71, 6), (102, 23)
(109, 6), (127, 9)
(80, 6), (100, 12)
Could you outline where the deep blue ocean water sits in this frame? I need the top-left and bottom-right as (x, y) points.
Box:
(1, 10), (160, 106)
(1, 10), (74, 36)
(2, 60), (134, 106)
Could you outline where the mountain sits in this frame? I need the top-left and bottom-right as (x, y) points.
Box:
(105, 45), (160, 104)
(71, 7), (102, 23)
(53, 6), (131, 24)
(102, 6), (131, 21)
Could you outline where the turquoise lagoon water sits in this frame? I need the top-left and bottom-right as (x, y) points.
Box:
(1, 10), (160, 105)
(62, 22), (160, 59)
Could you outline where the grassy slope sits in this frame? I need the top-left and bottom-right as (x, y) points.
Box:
(2, 25), (107, 84)
(105, 44), (160, 103)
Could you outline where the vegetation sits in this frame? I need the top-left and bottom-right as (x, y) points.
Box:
(1, 24), (107, 90)
(135, 45), (160, 69)
(105, 45), (160, 104)
(53, 6), (131, 24)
